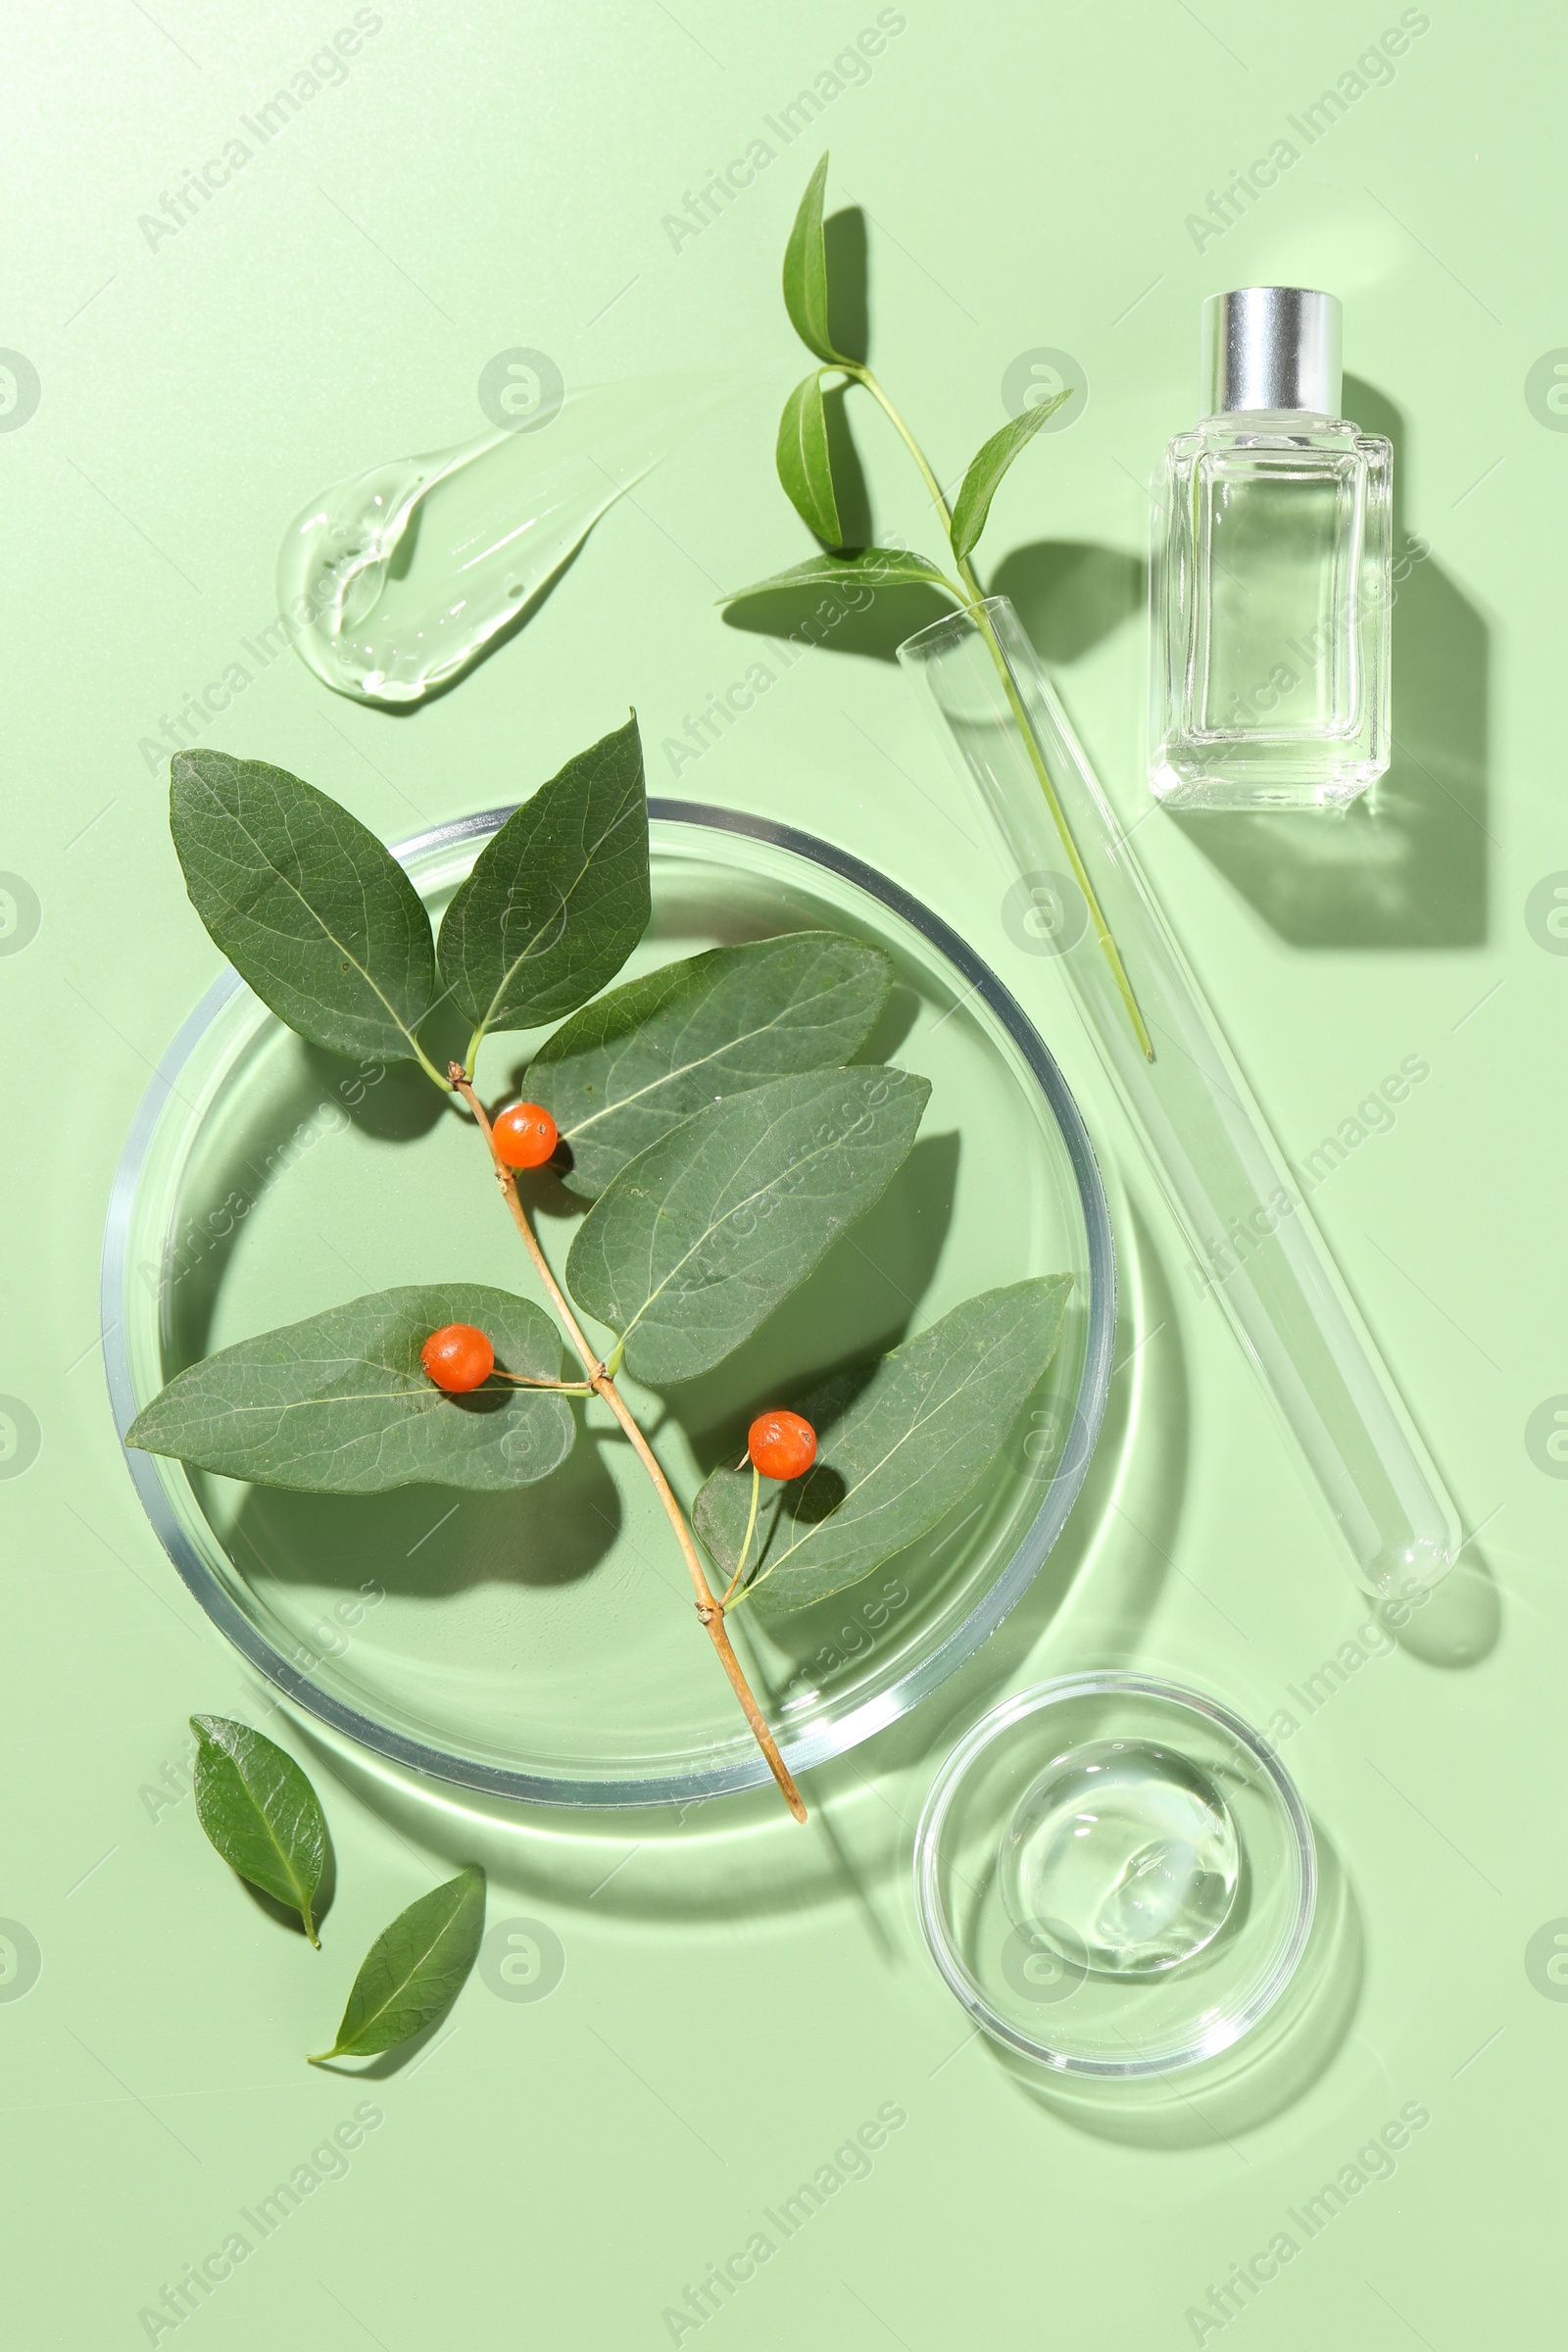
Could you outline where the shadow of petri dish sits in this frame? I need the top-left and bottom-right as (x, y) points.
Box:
(994, 1817), (1363, 2146)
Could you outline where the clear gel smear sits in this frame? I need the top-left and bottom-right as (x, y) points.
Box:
(276, 377), (727, 706)
(1001, 1738), (1241, 1977)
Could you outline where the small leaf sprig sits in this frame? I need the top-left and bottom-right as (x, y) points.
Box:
(694, 1280), (1072, 1613)
(187, 1715), (487, 2061)
(727, 153), (1154, 1062)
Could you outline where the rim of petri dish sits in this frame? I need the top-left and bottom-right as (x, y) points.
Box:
(912, 1672), (1317, 2076)
(101, 801), (1116, 1809)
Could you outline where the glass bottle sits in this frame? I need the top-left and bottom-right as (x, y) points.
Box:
(1151, 287), (1392, 811)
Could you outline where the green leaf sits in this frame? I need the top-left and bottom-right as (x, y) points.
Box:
(170, 750), (436, 1066)
(189, 1714), (330, 1945)
(719, 548), (958, 607)
(127, 1284), (574, 1494)
(693, 1279), (1072, 1612)
(782, 152), (847, 365)
(949, 390), (1074, 564)
(309, 1867), (485, 2063)
(437, 716), (650, 1048)
(528, 932), (894, 1200)
(564, 1066), (929, 1385)
(776, 372), (842, 545)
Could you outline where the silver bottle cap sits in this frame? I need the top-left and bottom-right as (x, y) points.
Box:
(1200, 287), (1343, 416)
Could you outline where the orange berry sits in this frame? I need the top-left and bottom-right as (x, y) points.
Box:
(421, 1323), (495, 1393)
(748, 1409), (817, 1481)
(494, 1102), (560, 1170)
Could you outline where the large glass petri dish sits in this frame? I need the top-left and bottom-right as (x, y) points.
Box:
(102, 802), (1114, 1808)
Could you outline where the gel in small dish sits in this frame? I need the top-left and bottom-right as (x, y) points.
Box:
(1001, 1737), (1240, 1976)
(277, 376), (730, 706)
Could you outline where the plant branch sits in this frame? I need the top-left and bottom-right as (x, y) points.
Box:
(447, 1065), (807, 1825)
(842, 364), (957, 532)
(958, 566), (1155, 1060)
(843, 365), (1154, 1061)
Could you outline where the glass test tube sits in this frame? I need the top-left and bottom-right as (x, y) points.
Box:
(899, 597), (1460, 1600)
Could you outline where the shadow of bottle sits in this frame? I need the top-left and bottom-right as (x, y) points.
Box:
(989, 540), (1148, 666)
(1165, 376), (1491, 950)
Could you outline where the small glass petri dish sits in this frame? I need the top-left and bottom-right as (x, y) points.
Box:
(914, 1674), (1315, 2075)
(102, 802), (1115, 1810)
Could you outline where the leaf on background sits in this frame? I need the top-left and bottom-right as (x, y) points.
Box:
(170, 750), (436, 1064)
(782, 151), (848, 365)
(309, 1867), (485, 2063)
(190, 1714), (330, 1945)
(775, 372), (843, 545)
(949, 391), (1073, 564)
(528, 932), (894, 1199)
(693, 1278), (1072, 1612)
(127, 1284), (574, 1494)
(718, 548), (956, 607)
(564, 1066), (929, 1386)
(437, 716), (650, 1045)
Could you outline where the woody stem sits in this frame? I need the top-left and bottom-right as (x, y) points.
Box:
(447, 1066), (807, 1824)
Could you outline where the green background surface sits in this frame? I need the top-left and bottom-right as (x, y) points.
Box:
(5, 1), (1561, 2343)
